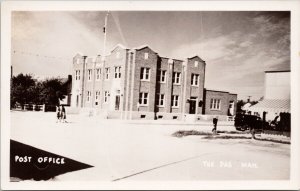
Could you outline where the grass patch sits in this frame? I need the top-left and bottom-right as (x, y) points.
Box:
(202, 135), (251, 140)
(255, 137), (290, 144)
(216, 130), (249, 134)
(172, 130), (212, 138)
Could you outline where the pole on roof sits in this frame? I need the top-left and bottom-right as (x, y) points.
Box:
(102, 11), (109, 62)
(100, 11), (109, 111)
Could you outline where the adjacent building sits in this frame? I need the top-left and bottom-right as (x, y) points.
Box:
(71, 44), (237, 120)
(249, 70), (290, 121)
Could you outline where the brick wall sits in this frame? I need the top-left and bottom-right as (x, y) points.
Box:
(131, 47), (158, 115)
(184, 57), (206, 114)
(71, 54), (86, 108)
(71, 44), (238, 120)
(204, 90), (237, 116)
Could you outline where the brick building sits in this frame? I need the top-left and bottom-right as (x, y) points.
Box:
(71, 44), (237, 120)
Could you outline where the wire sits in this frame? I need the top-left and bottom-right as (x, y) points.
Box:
(12, 50), (71, 61)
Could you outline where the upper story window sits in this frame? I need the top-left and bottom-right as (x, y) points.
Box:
(75, 70), (80, 80)
(87, 91), (91, 102)
(105, 68), (110, 80)
(144, 53), (149, 60)
(140, 67), (150, 81)
(96, 68), (101, 81)
(172, 72), (181, 85)
(194, 61), (199, 67)
(191, 73), (200, 86)
(95, 91), (100, 100)
(171, 95), (179, 107)
(139, 92), (149, 106)
(114, 66), (121, 79)
(210, 98), (221, 110)
(159, 70), (166, 83)
(156, 94), (165, 107)
(88, 69), (92, 81)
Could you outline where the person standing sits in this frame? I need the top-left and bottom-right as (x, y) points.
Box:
(56, 105), (61, 123)
(212, 116), (218, 134)
(61, 105), (67, 123)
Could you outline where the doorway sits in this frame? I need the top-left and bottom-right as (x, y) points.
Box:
(115, 95), (120, 110)
(189, 97), (197, 114)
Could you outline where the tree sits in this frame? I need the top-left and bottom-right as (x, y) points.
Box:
(39, 78), (67, 106)
(236, 100), (245, 113)
(11, 73), (38, 108)
(11, 74), (68, 109)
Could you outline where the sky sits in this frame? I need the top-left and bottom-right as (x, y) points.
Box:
(11, 11), (290, 100)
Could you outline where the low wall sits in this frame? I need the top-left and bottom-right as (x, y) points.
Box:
(65, 107), (232, 122)
(262, 130), (291, 137)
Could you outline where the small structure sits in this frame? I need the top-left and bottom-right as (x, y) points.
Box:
(248, 70), (290, 135)
(249, 70), (290, 121)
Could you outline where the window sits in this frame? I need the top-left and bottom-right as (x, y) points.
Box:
(210, 99), (221, 110)
(88, 69), (92, 81)
(172, 72), (181, 85)
(171, 95), (179, 107)
(158, 70), (166, 83)
(191, 74), (200, 86)
(87, 91), (91, 102)
(96, 68), (101, 80)
(104, 91), (110, 103)
(156, 94), (165, 107)
(140, 67), (150, 81)
(194, 61), (199, 67)
(144, 53), (149, 59)
(76, 58), (80, 64)
(95, 91), (100, 105)
(139, 92), (149, 105)
(105, 68), (110, 80)
(75, 70), (80, 80)
(114, 66), (121, 79)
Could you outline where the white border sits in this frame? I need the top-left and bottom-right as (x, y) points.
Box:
(1, 1), (300, 190)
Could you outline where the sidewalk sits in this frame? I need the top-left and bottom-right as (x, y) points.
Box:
(105, 118), (235, 126)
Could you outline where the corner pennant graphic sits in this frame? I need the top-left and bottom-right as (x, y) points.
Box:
(10, 140), (93, 181)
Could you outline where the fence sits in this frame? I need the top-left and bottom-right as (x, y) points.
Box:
(23, 104), (45, 111)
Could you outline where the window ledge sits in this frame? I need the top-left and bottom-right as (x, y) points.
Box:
(173, 83), (181, 86)
(138, 104), (149, 107)
(140, 79), (150, 82)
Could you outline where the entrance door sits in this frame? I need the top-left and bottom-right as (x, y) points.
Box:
(189, 97), (197, 114)
(115, 95), (120, 110)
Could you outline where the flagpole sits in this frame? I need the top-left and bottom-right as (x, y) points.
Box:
(100, 11), (109, 111)
(102, 11), (109, 62)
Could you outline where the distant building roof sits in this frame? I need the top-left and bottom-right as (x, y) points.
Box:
(242, 103), (252, 111)
(248, 99), (290, 113)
